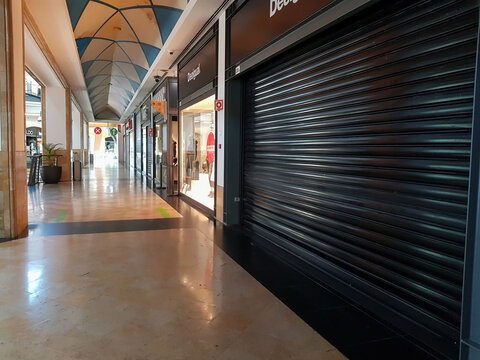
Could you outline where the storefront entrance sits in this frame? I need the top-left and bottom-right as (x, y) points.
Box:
(155, 122), (168, 188)
(180, 95), (216, 210)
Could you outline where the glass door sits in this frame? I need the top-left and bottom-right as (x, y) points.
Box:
(180, 95), (216, 210)
(155, 122), (168, 188)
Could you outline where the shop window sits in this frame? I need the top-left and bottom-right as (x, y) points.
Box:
(180, 95), (216, 210)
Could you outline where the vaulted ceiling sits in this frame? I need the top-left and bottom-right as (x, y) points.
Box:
(65, 0), (188, 121)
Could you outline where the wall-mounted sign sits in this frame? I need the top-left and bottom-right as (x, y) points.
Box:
(229, 0), (334, 66)
(110, 128), (118, 136)
(187, 64), (201, 82)
(118, 124), (121, 132)
(26, 127), (41, 137)
(129, 119), (133, 130)
(215, 100), (224, 111)
(148, 128), (154, 137)
(153, 85), (167, 102)
(141, 100), (150, 124)
(178, 34), (217, 100)
(94, 127), (102, 135)
(151, 101), (165, 115)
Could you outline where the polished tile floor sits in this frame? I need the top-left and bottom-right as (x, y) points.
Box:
(28, 166), (181, 224)
(0, 164), (345, 359)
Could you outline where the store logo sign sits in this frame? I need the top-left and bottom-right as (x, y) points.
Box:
(270, 0), (299, 18)
(187, 64), (201, 82)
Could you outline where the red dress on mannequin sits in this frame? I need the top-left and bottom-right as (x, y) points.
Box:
(207, 132), (215, 164)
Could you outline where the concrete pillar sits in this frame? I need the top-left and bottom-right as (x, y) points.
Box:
(0, 0), (28, 239)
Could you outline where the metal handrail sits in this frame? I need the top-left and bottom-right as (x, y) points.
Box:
(27, 155), (42, 186)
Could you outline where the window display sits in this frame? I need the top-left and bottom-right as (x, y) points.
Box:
(180, 95), (216, 210)
(156, 122), (168, 188)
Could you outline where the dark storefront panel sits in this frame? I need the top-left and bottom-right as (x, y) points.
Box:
(229, 0), (334, 66)
(178, 28), (217, 105)
(242, 0), (477, 357)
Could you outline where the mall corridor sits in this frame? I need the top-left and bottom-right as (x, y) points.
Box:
(1, 0), (480, 359)
(1, 165), (342, 360)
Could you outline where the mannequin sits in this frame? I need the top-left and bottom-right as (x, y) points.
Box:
(206, 124), (215, 198)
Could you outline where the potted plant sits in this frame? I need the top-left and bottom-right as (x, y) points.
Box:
(41, 143), (63, 184)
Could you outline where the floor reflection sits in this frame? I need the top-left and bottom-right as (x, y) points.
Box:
(0, 164), (346, 359)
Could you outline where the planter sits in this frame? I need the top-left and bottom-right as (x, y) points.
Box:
(41, 166), (62, 184)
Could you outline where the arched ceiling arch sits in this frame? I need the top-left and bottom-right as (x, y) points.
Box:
(66, 0), (188, 120)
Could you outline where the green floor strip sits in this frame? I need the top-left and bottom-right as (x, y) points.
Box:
(156, 207), (171, 218)
(54, 210), (68, 223)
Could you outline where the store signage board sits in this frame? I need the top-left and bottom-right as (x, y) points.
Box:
(152, 86), (167, 116)
(229, 0), (334, 66)
(141, 100), (150, 123)
(178, 35), (217, 100)
(94, 127), (102, 135)
(151, 101), (165, 115)
(26, 127), (41, 137)
(215, 100), (224, 111)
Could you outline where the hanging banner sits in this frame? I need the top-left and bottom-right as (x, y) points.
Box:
(151, 101), (165, 115)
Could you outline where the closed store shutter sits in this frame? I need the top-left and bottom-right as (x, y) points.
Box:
(243, 0), (477, 354)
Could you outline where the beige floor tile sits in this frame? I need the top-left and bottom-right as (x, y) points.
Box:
(2, 165), (348, 359)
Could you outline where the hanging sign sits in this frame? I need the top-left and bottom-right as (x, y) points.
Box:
(94, 127), (102, 135)
(151, 101), (165, 115)
(110, 128), (118, 136)
(149, 128), (154, 137)
(215, 100), (224, 111)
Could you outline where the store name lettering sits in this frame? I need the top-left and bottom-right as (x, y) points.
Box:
(270, 0), (299, 18)
(187, 64), (201, 82)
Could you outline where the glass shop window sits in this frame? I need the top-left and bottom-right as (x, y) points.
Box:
(180, 95), (216, 210)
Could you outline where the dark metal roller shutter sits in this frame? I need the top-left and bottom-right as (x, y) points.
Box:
(243, 0), (477, 354)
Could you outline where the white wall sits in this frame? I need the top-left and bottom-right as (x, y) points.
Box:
(71, 101), (81, 149)
(45, 86), (66, 147)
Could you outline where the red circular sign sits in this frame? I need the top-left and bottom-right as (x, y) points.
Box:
(215, 100), (223, 111)
(94, 127), (102, 135)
